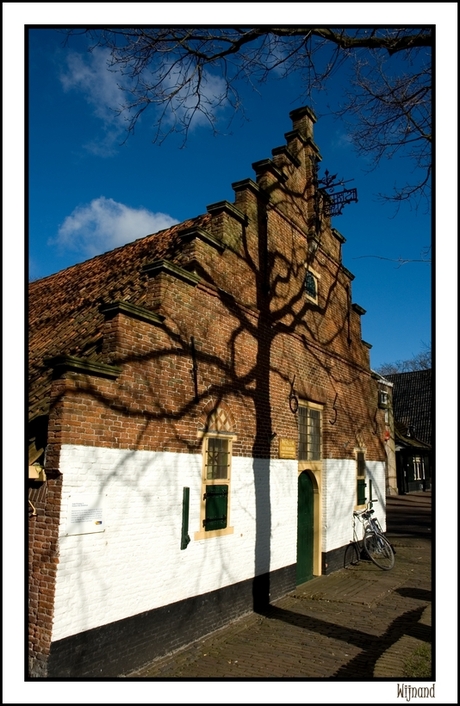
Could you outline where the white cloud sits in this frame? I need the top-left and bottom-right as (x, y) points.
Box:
(161, 63), (229, 131)
(60, 48), (128, 154)
(61, 48), (121, 120)
(330, 131), (353, 150)
(53, 197), (179, 258)
(60, 47), (232, 150)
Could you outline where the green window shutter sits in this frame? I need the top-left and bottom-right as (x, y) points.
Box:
(204, 485), (228, 531)
(357, 478), (367, 506)
(180, 487), (191, 550)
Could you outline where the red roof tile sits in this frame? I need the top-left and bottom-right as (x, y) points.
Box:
(29, 214), (209, 421)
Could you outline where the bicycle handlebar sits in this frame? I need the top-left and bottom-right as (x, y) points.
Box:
(354, 500), (376, 514)
(353, 507), (374, 518)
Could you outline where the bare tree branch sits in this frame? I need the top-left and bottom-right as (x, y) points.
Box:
(354, 253), (431, 268)
(62, 27), (432, 204)
(376, 343), (431, 374)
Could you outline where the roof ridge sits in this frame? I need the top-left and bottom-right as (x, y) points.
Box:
(29, 213), (209, 286)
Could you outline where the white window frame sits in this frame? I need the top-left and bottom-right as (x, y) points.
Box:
(298, 401), (323, 471)
(304, 266), (321, 304)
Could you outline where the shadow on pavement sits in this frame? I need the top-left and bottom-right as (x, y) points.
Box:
(395, 587), (432, 602)
(255, 604), (431, 679)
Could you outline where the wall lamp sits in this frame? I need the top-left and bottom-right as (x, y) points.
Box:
(307, 235), (320, 259)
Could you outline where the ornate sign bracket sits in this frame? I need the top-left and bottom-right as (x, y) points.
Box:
(310, 157), (358, 227)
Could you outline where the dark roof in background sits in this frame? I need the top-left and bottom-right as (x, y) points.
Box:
(28, 214), (209, 422)
(385, 370), (432, 446)
(394, 420), (431, 450)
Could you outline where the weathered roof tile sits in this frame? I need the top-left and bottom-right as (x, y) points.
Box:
(29, 214), (209, 421)
(385, 370), (432, 445)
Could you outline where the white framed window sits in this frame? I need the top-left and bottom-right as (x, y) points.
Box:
(378, 390), (389, 409)
(413, 455), (425, 481)
(202, 435), (231, 531)
(304, 266), (320, 304)
(194, 406), (236, 540)
(298, 402), (322, 461)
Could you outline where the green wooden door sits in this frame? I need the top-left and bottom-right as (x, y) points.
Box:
(296, 472), (314, 584)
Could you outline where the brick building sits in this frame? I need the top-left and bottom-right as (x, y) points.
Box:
(385, 370), (433, 493)
(28, 106), (390, 677)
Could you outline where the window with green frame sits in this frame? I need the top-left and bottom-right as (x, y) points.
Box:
(356, 451), (367, 506)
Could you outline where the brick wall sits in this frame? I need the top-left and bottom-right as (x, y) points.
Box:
(28, 473), (62, 677)
(46, 268), (385, 464)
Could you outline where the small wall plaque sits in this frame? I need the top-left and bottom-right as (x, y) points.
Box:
(279, 438), (297, 459)
(64, 494), (105, 536)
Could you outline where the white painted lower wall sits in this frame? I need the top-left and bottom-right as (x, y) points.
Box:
(52, 446), (387, 642)
(52, 445), (298, 642)
(322, 458), (387, 553)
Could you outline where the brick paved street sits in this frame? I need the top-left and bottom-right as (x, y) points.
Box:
(122, 493), (432, 680)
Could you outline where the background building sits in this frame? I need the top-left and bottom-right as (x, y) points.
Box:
(385, 370), (433, 493)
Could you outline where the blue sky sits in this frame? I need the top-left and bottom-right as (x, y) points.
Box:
(27, 27), (434, 371)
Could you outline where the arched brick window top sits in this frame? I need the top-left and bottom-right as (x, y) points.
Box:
(199, 400), (235, 433)
(207, 407), (232, 432)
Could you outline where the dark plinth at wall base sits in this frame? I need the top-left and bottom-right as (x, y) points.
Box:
(43, 565), (296, 678)
(322, 544), (351, 574)
(322, 537), (394, 575)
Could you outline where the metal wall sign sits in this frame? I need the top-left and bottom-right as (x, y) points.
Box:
(279, 438), (297, 459)
(322, 187), (358, 217)
(64, 494), (105, 536)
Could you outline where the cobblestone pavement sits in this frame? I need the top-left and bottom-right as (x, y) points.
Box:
(122, 493), (432, 679)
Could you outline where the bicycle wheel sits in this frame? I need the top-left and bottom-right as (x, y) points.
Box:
(364, 532), (395, 570)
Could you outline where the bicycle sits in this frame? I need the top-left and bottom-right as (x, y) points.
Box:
(346, 502), (395, 571)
